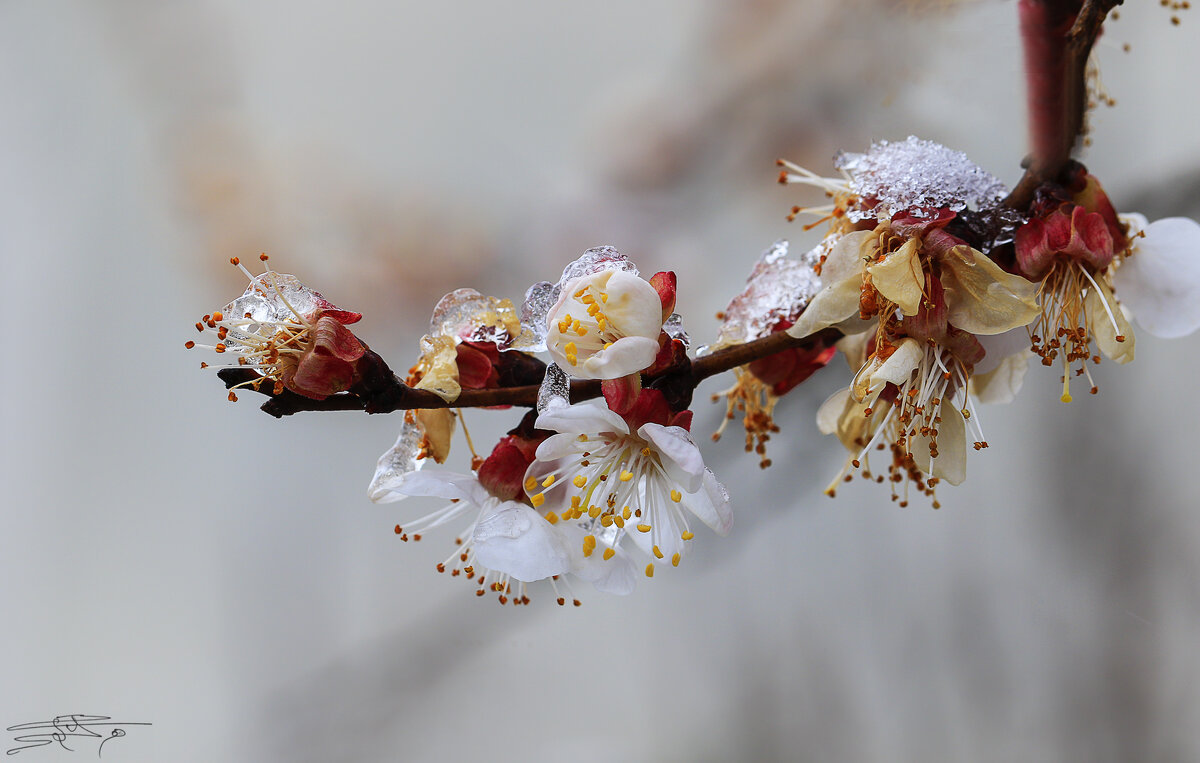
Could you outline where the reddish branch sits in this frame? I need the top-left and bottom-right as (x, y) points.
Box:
(1005, 0), (1122, 209)
(220, 0), (1118, 419)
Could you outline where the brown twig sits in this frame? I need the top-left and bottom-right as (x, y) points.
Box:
(220, 328), (842, 418)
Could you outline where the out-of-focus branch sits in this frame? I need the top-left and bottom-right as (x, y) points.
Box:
(1005, 0), (1122, 210)
(219, 328), (842, 418)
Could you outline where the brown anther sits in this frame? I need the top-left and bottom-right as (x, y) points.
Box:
(195, 322), (204, 332)
(227, 391), (238, 402)
(259, 253), (269, 261)
(573, 599), (582, 607)
(230, 257), (241, 265)
(184, 341), (195, 349)
(556, 597), (565, 606)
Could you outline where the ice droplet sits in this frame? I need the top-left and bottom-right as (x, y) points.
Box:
(835, 136), (1008, 220)
(513, 246), (640, 353)
(221, 271), (356, 352)
(428, 288), (520, 347)
(663, 313), (690, 347)
(710, 239), (823, 348)
(537, 362), (571, 413)
(368, 416), (426, 503)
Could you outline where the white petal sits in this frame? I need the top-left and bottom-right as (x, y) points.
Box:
(536, 400), (629, 436)
(822, 230), (876, 286)
(560, 525), (637, 595)
(471, 503), (573, 582)
(970, 350), (1031, 405)
(602, 270), (664, 339)
(973, 328), (1031, 376)
(1112, 216), (1200, 338)
(577, 335), (659, 379)
(816, 388), (851, 435)
(871, 338), (922, 386)
(686, 469), (733, 536)
(533, 432), (586, 461)
(638, 423), (705, 493)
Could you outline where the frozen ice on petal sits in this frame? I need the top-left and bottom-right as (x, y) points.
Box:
(835, 136), (1008, 219)
(428, 288), (521, 347)
(662, 313), (689, 347)
(713, 239), (823, 347)
(558, 245), (638, 282)
(511, 280), (558, 352)
(367, 416), (426, 503)
(537, 362), (571, 413)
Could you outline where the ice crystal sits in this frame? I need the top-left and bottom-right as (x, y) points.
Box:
(712, 240), (822, 347)
(428, 288), (520, 347)
(559, 245), (639, 283)
(537, 362), (571, 413)
(836, 136), (1008, 220)
(663, 313), (690, 347)
(368, 416), (426, 503)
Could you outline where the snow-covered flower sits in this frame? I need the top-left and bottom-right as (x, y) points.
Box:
(524, 401), (732, 578)
(187, 255), (366, 401)
(544, 268), (665, 379)
(1112, 213), (1200, 339)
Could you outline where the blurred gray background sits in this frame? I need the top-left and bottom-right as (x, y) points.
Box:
(2, 1), (1199, 761)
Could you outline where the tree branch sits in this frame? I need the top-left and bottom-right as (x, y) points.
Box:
(220, 328), (842, 418)
(1004, 0), (1121, 210)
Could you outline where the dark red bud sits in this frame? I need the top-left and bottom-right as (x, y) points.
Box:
(283, 316), (366, 399)
(601, 374), (642, 417)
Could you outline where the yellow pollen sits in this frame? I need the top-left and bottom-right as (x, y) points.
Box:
(588, 504), (601, 518)
(637, 524), (652, 533)
(573, 475), (587, 488)
(580, 293), (595, 305)
(524, 476), (538, 491)
(586, 302), (600, 316)
(545, 511), (559, 524)
(600, 293), (608, 303)
(530, 493), (545, 508)
(578, 434), (588, 442)
(600, 515), (614, 527)
(541, 475), (556, 487)
(603, 548), (615, 560)
(574, 287), (588, 298)
(573, 320), (585, 336)
(566, 353), (577, 366)
(570, 495), (582, 509)
(653, 545), (664, 559)
(582, 535), (596, 557)
(564, 341), (577, 355)
(671, 553), (681, 567)
(614, 516), (625, 528)
(619, 470), (634, 482)
(622, 507), (632, 520)
(641, 447), (652, 456)
(596, 316), (607, 331)
(681, 531), (694, 540)
(603, 342), (613, 350)
(645, 563), (655, 578)
(557, 315), (572, 333)
(670, 490), (682, 503)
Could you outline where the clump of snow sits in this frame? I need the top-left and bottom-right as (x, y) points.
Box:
(836, 136), (1008, 220)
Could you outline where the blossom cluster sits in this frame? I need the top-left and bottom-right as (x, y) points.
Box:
(189, 135), (1200, 605)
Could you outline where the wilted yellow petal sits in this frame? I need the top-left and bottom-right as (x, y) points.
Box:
(1086, 279), (1135, 364)
(785, 275), (868, 339)
(866, 238), (924, 315)
(851, 338), (922, 402)
(940, 246), (1039, 335)
(415, 408), (456, 464)
(910, 404), (966, 486)
(412, 334), (461, 401)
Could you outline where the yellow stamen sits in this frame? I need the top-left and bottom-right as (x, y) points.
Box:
(582, 535), (596, 558)
(573, 475), (587, 488)
(622, 507), (632, 520)
(671, 553), (681, 567)
(530, 493), (545, 508)
(637, 524), (652, 533)
(645, 563), (655, 578)
(619, 470), (633, 482)
(670, 490), (682, 503)
(603, 548), (615, 560)
(524, 476), (538, 491)
(681, 531), (694, 541)
(653, 545), (664, 559)
(541, 475), (556, 488)
(545, 512), (559, 524)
